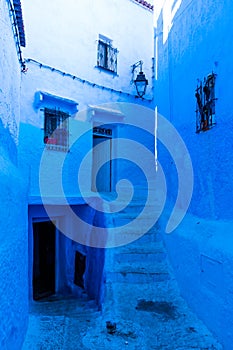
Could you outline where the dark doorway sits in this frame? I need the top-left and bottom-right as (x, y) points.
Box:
(33, 221), (56, 300)
(74, 251), (86, 289)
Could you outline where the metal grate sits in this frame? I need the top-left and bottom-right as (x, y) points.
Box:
(12, 0), (26, 47)
(44, 108), (69, 151)
(97, 40), (117, 73)
(195, 72), (217, 133)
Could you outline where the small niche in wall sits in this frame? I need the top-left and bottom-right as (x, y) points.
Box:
(74, 251), (86, 289)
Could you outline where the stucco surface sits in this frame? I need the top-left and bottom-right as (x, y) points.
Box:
(155, 1), (233, 348)
(0, 0), (28, 348)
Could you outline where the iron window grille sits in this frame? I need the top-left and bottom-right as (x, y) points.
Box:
(93, 126), (112, 137)
(44, 108), (69, 151)
(195, 72), (217, 133)
(97, 40), (118, 73)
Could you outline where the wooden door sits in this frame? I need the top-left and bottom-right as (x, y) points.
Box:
(92, 135), (112, 192)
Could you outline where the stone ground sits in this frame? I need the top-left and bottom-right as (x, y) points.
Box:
(22, 199), (223, 349)
(22, 236), (223, 350)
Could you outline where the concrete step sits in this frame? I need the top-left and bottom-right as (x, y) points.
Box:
(109, 201), (159, 214)
(113, 213), (161, 227)
(108, 231), (162, 249)
(108, 224), (159, 237)
(112, 260), (169, 272)
(107, 269), (170, 284)
(115, 250), (166, 264)
(107, 261), (170, 284)
(105, 280), (180, 308)
(116, 237), (163, 248)
(106, 231), (161, 247)
(117, 240), (164, 252)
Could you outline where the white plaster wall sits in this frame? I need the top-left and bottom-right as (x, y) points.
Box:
(19, 63), (154, 197)
(21, 0), (154, 99)
(19, 0), (155, 199)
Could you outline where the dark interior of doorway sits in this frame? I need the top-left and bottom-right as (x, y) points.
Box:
(74, 251), (86, 289)
(33, 221), (56, 300)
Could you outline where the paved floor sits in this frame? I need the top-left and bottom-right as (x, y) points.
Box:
(22, 237), (223, 349)
(22, 292), (222, 350)
(22, 198), (223, 349)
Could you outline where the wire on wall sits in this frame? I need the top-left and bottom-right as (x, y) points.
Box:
(25, 58), (153, 102)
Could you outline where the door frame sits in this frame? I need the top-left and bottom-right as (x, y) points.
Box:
(92, 126), (114, 192)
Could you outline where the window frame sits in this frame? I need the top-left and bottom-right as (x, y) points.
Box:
(195, 72), (217, 133)
(43, 108), (70, 152)
(97, 36), (118, 74)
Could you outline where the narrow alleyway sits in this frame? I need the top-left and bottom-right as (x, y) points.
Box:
(23, 200), (223, 349)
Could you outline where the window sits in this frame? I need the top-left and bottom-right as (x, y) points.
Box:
(195, 72), (217, 133)
(44, 108), (69, 151)
(97, 36), (118, 73)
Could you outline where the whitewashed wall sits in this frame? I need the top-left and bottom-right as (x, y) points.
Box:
(21, 0), (154, 99)
(19, 0), (154, 197)
(19, 0), (155, 308)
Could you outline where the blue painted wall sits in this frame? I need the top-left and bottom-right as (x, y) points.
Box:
(18, 0), (155, 319)
(19, 92), (155, 309)
(0, 148), (28, 349)
(28, 204), (106, 309)
(0, 1), (28, 348)
(1, 0), (154, 346)
(156, 0), (233, 220)
(155, 0), (233, 348)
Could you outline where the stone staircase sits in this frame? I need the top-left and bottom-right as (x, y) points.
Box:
(107, 241), (170, 284)
(101, 199), (223, 349)
(22, 198), (223, 349)
(105, 198), (170, 284)
(103, 198), (174, 321)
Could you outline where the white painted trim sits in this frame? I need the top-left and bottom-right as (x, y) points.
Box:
(34, 91), (79, 111)
(88, 105), (125, 124)
(88, 105), (125, 117)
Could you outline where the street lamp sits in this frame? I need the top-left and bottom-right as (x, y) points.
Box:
(132, 60), (148, 98)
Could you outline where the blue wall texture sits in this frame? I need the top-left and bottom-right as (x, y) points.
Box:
(0, 0), (28, 348)
(155, 0), (233, 348)
(1, 0), (154, 347)
(0, 142), (28, 349)
(28, 205), (106, 309)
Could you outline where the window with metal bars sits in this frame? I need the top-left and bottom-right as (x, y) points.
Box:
(195, 72), (217, 133)
(44, 108), (69, 151)
(97, 40), (118, 73)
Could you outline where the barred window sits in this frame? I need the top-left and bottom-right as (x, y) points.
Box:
(44, 108), (69, 151)
(195, 72), (217, 133)
(97, 39), (117, 73)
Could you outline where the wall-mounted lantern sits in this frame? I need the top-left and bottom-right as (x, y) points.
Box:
(131, 60), (148, 98)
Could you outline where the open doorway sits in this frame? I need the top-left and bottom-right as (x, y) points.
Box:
(33, 221), (56, 300)
(74, 251), (86, 289)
